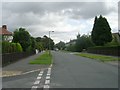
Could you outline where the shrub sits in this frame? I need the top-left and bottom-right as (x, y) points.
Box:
(2, 42), (23, 53)
(16, 43), (23, 52)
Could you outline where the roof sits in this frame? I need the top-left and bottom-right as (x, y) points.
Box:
(0, 26), (12, 35)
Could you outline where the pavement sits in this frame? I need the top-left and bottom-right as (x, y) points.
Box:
(2, 52), (49, 77)
(2, 51), (119, 88)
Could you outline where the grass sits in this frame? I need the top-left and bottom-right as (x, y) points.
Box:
(30, 51), (52, 65)
(75, 53), (119, 62)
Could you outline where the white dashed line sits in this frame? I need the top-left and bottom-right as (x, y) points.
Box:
(39, 73), (43, 76)
(31, 86), (38, 89)
(46, 76), (50, 79)
(44, 85), (50, 88)
(47, 70), (51, 74)
(37, 76), (42, 79)
(32, 65), (52, 89)
(40, 71), (44, 74)
(45, 80), (50, 84)
(48, 68), (51, 70)
(47, 73), (50, 76)
(34, 80), (40, 84)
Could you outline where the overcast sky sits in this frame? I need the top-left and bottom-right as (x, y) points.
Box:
(1, 0), (119, 43)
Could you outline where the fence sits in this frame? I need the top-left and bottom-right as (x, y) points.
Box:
(2, 51), (35, 67)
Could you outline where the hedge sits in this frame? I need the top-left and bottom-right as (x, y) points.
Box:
(2, 42), (23, 54)
(87, 45), (120, 56)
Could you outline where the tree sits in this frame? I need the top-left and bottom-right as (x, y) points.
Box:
(30, 37), (36, 51)
(75, 34), (94, 52)
(12, 28), (31, 52)
(55, 41), (65, 50)
(35, 35), (54, 50)
(91, 15), (112, 46)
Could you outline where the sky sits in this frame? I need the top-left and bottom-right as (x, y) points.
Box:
(1, 0), (119, 44)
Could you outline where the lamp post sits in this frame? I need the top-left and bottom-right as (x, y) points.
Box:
(49, 31), (54, 55)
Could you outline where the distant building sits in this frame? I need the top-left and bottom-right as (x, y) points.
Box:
(65, 39), (76, 47)
(112, 32), (120, 44)
(0, 25), (13, 42)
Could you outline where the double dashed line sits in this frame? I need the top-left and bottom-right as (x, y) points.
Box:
(31, 70), (44, 89)
(31, 67), (52, 89)
(44, 68), (51, 88)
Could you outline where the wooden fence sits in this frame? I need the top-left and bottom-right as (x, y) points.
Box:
(1, 51), (35, 67)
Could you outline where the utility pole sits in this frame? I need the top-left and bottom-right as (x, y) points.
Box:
(49, 31), (54, 55)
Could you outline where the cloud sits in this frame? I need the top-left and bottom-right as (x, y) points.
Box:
(2, 2), (118, 43)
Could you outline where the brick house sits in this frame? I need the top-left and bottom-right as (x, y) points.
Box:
(0, 25), (13, 42)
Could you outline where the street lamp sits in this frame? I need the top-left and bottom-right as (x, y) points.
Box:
(49, 31), (54, 55)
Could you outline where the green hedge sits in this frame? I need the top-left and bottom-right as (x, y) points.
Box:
(2, 42), (23, 54)
(88, 45), (120, 50)
(87, 45), (120, 56)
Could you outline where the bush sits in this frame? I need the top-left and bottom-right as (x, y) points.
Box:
(26, 45), (33, 52)
(16, 43), (23, 52)
(2, 42), (23, 53)
(67, 44), (76, 52)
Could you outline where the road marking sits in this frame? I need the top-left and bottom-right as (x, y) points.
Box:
(47, 73), (50, 76)
(37, 76), (42, 79)
(47, 69), (51, 74)
(46, 76), (50, 79)
(31, 86), (38, 88)
(34, 80), (40, 84)
(40, 71), (44, 74)
(32, 65), (52, 89)
(22, 69), (41, 75)
(48, 68), (51, 70)
(39, 73), (43, 76)
(43, 67), (52, 89)
(45, 80), (50, 84)
(44, 85), (50, 88)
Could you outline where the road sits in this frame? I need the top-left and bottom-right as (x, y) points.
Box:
(50, 51), (118, 88)
(2, 51), (118, 89)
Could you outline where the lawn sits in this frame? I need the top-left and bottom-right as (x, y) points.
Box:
(30, 51), (52, 65)
(75, 53), (119, 62)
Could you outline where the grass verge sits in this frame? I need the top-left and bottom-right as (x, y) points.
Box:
(30, 51), (52, 65)
(75, 53), (119, 62)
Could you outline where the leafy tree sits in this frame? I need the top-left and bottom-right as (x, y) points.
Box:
(91, 15), (112, 46)
(35, 36), (54, 50)
(55, 41), (65, 50)
(35, 42), (43, 52)
(67, 44), (76, 52)
(30, 37), (36, 51)
(36, 37), (42, 42)
(75, 34), (94, 52)
(41, 35), (54, 50)
(12, 28), (31, 52)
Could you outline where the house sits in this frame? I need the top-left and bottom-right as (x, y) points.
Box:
(0, 25), (13, 42)
(112, 32), (120, 45)
(65, 39), (76, 47)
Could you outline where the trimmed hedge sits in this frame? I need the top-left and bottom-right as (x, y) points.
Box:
(2, 42), (23, 54)
(87, 45), (120, 56)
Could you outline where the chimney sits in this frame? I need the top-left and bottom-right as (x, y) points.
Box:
(2, 25), (7, 29)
